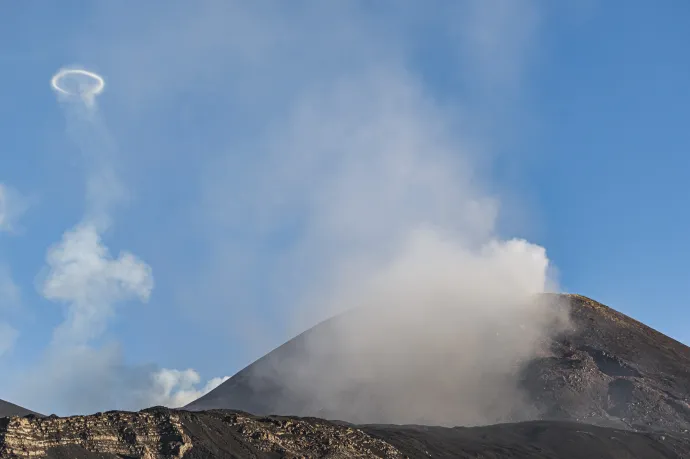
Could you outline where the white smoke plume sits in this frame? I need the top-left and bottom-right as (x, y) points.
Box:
(49, 67), (127, 229)
(196, 67), (570, 425)
(41, 223), (153, 345)
(134, 1), (572, 426)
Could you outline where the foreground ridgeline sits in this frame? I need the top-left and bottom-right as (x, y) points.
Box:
(1, 407), (690, 459)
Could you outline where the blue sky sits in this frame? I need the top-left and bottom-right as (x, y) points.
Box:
(0, 1), (688, 416)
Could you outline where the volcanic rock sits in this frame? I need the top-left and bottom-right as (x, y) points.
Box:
(2, 407), (690, 458)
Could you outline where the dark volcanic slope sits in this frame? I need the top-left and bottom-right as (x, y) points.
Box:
(0, 399), (40, 418)
(2, 407), (690, 459)
(365, 421), (690, 459)
(187, 294), (690, 432)
(524, 294), (690, 432)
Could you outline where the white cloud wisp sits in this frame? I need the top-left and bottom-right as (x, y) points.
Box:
(148, 369), (230, 408)
(41, 223), (153, 345)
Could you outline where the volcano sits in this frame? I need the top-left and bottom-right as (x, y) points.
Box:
(0, 399), (40, 418)
(186, 294), (690, 432)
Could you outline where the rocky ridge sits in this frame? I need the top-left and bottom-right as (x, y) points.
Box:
(0, 408), (405, 459)
(0, 409), (191, 458)
(2, 408), (690, 458)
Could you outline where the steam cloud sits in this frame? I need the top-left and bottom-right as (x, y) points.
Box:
(197, 68), (570, 426)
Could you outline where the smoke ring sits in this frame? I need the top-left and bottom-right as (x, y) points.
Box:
(51, 68), (105, 98)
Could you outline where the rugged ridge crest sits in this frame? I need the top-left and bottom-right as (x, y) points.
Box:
(0, 409), (191, 459)
(0, 408), (405, 459)
(3, 408), (690, 458)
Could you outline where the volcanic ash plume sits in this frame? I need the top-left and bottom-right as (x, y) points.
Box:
(201, 72), (571, 426)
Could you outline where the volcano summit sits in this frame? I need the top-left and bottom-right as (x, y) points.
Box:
(187, 294), (690, 433)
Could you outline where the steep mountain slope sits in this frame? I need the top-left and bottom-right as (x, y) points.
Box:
(187, 294), (690, 432)
(2, 407), (690, 459)
(523, 294), (690, 432)
(0, 400), (40, 419)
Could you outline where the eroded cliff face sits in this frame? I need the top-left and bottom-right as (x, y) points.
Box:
(210, 411), (404, 458)
(0, 408), (404, 459)
(0, 409), (191, 458)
